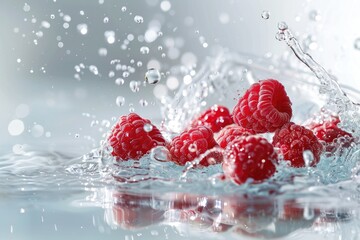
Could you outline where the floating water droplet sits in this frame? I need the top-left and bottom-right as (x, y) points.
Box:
(183, 75), (192, 85)
(303, 150), (314, 167)
(103, 17), (109, 23)
(89, 65), (99, 75)
(116, 96), (125, 107)
(23, 3), (31, 12)
(63, 23), (69, 29)
(188, 143), (197, 153)
(309, 10), (321, 22)
(122, 71), (129, 78)
(41, 21), (51, 29)
(108, 71), (115, 78)
(145, 68), (161, 84)
(261, 11), (270, 19)
(58, 42), (64, 48)
(134, 15), (144, 24)
(121, 6), (127, 12)
(150, 146), (169, 162)
(17, 58), (22, 63)
(139, 99), (148, 107)
(278, 21), (288, 31)
(79, 10), (85, 15)
(129, 81), (140, 92)
(160, 1), (171, 12)
(140, 46), (150, 54)
(143, 123), (153, 132)
(98, 48), (107, 56)
(50, 14), (55, 19)
(77, 24), (88, 35)
(115, 78), (124, 85)
(354, 38), (360, 50)
(137, 61), (143, 67)
(8, 119), (25, 136)
(63, 15), (71, 22)
(104, 31), (115, 44)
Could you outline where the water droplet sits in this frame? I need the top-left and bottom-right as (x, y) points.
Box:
(183, 75), (192, 85)
(145, 68), (161, 84)
(122, 71), (129, 78)
(143, 123), (153, 132)
(261, 11), (270, 19)
(116, 96), (125, 107)
(98, 48), (107, 56)
(115, 78), (124, 85)
(75, 134), (80, 138)
(129, 81), (140, 92)
(134, 15), (144, 24)
(278, 21), (288, 31)
(188, 143), (197, 153)
(41, 21), (51, 28)
(103, 17), (109, 23)
(150, 146), (169, 162)
(50, 14), (55, 20)
(17, 58), (22, 63)
(77, 24), (88, 35)
(121, 6), (127, 12)
(79, 10), (85, 15)
(63, 23), (69, 29)
(303, 150), (314, 167)
(8, 119), (25, 136)
(89, 65), (99, 75)
(32, 124), (44, 138)
(108, 71), (115, 78)
(354, 38), (360, 50)
(23, 3), (31, 12)
(58, 42), (64, 48)
(139, 99), (148, 107)
(140, 46), (150, 54)
(137, 61), (143, 67)
(160, 1), (171, 12)
(104, 31), (115, 44)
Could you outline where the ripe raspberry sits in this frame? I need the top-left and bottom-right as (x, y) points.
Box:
(108, 113), (166, 161)
(191, 105), (233, 133)
(307, 115), (352, 151)
(223, 136), (277, 184)
(215, 124), (255, 149)
(167, 126), (222, 166)
(232, 79), (292, 133)
(272, 122), (323, 168)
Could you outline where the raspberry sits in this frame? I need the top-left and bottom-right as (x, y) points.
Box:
(191, 105), (233, 133)
(307, 115), (352, 151)
(232, 79), (292, 133)
(223, 136), (277, 184)
(108, 113), (166, 161)
(215, 124), (255, 149)
(272, 122), (323, 168)
(167, 126), (222, 166)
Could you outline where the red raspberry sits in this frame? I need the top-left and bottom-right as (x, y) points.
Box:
(215, 124), (255, 149)
(232, 79), (292, 133)
(167, 126), (222, 166)
(272, 122), (323, 168)
(307, 115), (352, 151)
(191, 105), (233, 133)
(223, 136), (277, 184)
(108, 113), (166, 161)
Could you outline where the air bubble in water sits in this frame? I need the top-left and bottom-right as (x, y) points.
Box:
(89, 65), (99, 75)
(160, 1), (171, 12)
(116, 96), (125, 107)
(150, 146), (169, 162)
(17, 58), (22, 63)
(121, 6), (127, 12)
(303, 150), (314, 167)
(145, 68), (161, 84)
(134, 15), (144, 24)
(130, 81), (140, 92)
(58, 42), (64, 48)
(140, 46), (150, 54)
(79, 10), (85, 15)
(98, 48), (107, 56)
(50, 14), (55, 19)
(103, 17), (109, 23)
(278, 21), (288, 31)
(31, 124), (44, 138)
(143, 123), (153, 132)
(354, 38), (360, 50)
(77, 24), (88, 35)
(41, 21), (51, 29)
(105, 31), (115, 44)
(115, 78), (124, 85)
(261, 11), (270, 19)
(23, 3), (31, 12)
(188, 143), (197, 153)
(137, 61), (143, 67)
(139, 99), (148, 107)
(122, 71), (129, 78)
(8, 119), (25, 136)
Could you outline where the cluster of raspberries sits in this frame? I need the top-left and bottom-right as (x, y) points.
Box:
(107, 79), (353, 184)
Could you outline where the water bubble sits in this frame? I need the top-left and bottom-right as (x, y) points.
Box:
(219, 13), (230, 24)
(89, 65), (99, 75)
(23, 3), (31, 12)
(134, 15), (144, 24)
(116, 96), (125, 107)
(50, 14), (55, 19)
(139, 99), (148, 107)
(303, 150), (314, 167)
(183, 75), (192, 85)
(115, 78), (124, 85)
(74, 134), (80, 138)
(144, 29), (158, 43)
(122, 71), (129, 78)
(17, 58), (22, 63)
(8, 119), (25, 136)
(12, 144), (24, 154)
(63, 15), (71, 22)
(261, 11), (270, 19)
(150, 146), (169, 162)
(31, 124), (44, 138)
(275, 32), (285, 41)
(79, 10), (85, 15)
(354, 38), (360, 50)
(188, 143), (197, 153)
(98, 48), (107, 57)
(77, 24), (88, 35)
(140, 46), (150, 54)
(41, 21), (51, 29)
(130, 81), (140, 92)
(160, 1), (171, 12)
(143, 123), (153, 132)
(145, 68), (161, 84)
(104, 31), (116, 44)
(309, 10), (321, 21)
(121, 6), (127, 12)
(103, 17), (109, 23)
(108, 71), (115, 78)
(278, 21), (288, 31)
(63, 23), (69, 29)
(58, 42), (64, 48)
(137, 61), (143, 67)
